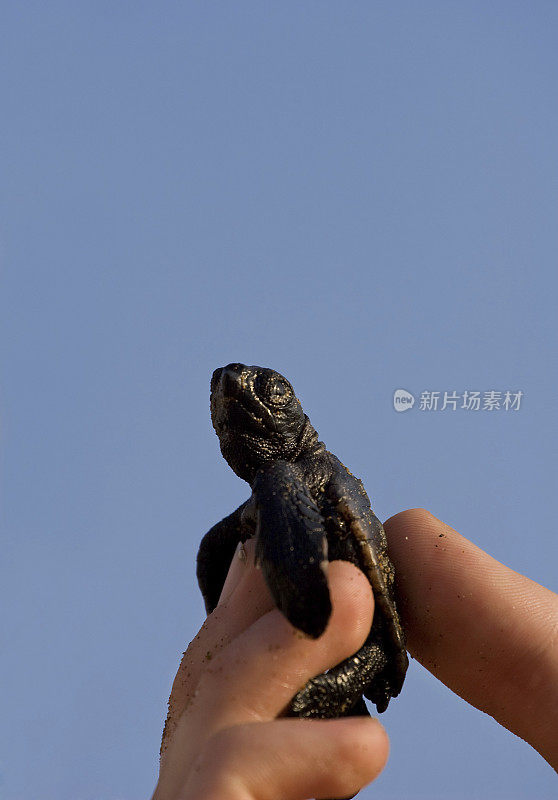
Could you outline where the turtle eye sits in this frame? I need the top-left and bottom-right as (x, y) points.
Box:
(267, 377), (292, 405)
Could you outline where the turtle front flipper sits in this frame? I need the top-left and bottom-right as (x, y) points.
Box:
(252, 461), (331, 639)
(327, 457), (409, 704)
(197, 501), (249, 614)
(338, 497), (408, 693)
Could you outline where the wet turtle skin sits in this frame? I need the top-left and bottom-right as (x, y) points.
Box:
(197, 363), (408, 721)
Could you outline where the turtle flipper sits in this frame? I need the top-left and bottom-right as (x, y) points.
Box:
(327, 457), (409, 702)
(340, 502), (408, 691)
(252, 461), (331, 639)
(288, 642), (387, 718)
(338, 497), (408, 700)
(197, 501), (248, 614)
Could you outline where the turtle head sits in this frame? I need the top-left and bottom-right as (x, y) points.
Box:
(210, 363), (310, 482)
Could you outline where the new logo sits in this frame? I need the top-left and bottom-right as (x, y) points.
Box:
(393, 389), (415, 412)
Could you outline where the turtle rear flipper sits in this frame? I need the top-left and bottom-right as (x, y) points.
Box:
(252, 461), (331, 639)
(288, 642), (387, 718)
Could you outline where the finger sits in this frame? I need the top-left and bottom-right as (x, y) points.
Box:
(162, 540), (274, 758)
(156, 560), (374, 799)
(384, 508), (558, 767)
(183, 717), (389, 800)
(196, 560), (373, 723)
(217, 540), (249, 606)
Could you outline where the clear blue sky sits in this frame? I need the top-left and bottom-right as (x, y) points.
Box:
(1, 2), (557, 798)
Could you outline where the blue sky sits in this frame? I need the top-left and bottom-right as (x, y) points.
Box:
(1, 2), (557, 798)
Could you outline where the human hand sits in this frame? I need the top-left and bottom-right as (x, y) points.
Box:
(152, 540), (389, 800)
(153, 509), (558, 799)
(384, 509), (558, 772)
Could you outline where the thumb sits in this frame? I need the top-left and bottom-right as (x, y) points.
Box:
(384, 508), (558, 770)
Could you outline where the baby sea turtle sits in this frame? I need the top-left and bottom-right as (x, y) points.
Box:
(197, 363), (408, 718)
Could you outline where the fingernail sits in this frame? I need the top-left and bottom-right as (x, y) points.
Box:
(217, 542), (247, 606)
